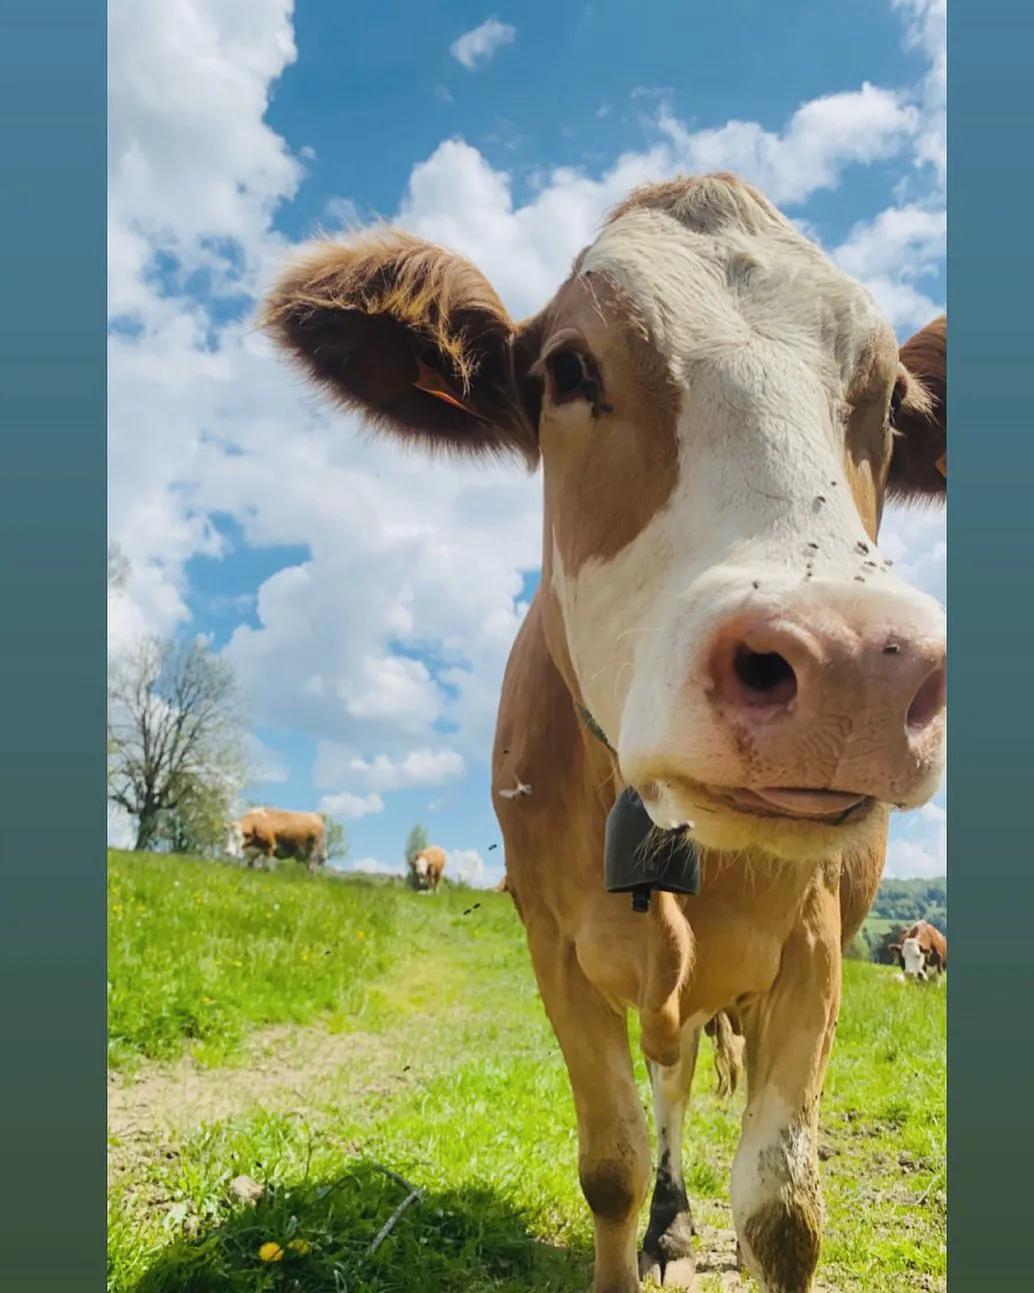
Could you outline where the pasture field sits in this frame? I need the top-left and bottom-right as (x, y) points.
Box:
(863, 916), (904, 940)
(108, 850), (946, 1292)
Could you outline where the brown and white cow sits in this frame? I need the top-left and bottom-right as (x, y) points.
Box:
(262, 173), (947, 1293)
(408, 844), (446, 892)
(228, 808), (327, 875)
(890, 919), (947, 983)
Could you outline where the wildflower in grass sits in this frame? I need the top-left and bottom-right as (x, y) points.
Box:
(258, 1238), (310, 1262)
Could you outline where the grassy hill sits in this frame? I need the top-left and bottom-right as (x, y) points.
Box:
(107, 850), (946, 1292)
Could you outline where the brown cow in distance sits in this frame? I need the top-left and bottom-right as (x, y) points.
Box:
(890, 919), (947, 983)
(407, 844), (446, 893)
(228, 808), (327, 875)
(495, 874), (510, 893)
(262, 172), (947, 1293)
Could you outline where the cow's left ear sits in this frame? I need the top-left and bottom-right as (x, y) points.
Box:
(887, 314), (946, 504)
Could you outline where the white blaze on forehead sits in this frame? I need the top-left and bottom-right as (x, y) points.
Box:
(901, 937), (927, 977)
(551, 205), (925, 755)
(578, 205), (888, 391)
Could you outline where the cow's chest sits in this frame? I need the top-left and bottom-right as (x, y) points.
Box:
(678, 899), (794, 1018)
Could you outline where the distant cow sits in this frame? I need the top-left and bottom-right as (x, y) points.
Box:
(890, 920), (947, 983)
(408, 845), (446, 893)
(495, 874), (510, 893)
(228, 808), (327, 875)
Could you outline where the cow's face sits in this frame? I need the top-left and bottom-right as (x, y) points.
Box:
(900, 937), (929, 980)
(413, 854), (430, 881)
(263, 174), (947, 863)
(226, 821), (245, 858)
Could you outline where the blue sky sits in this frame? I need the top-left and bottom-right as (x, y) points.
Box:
(108, 0), (946, 884)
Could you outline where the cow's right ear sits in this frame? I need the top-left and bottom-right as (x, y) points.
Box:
(261, 230), (540, 468)
(888, 943), (902, 954)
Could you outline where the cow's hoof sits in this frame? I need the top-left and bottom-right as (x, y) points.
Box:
(638, 1250), (697, 1288)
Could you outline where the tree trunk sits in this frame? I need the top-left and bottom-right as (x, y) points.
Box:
(135, 810), (159, 852)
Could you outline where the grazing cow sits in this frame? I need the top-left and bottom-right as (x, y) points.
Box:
(889, 919), (947, 983)
(228, 808), (327, 875)
(262, 172), (947, 1293)
(408, 844), (446, 893)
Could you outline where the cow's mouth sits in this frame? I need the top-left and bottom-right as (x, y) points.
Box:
(714, 786), (876, 825)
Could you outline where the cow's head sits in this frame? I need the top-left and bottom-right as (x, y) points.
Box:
(411, 852), (430, 882)
(225, 820), (245, 859)
(897, 936), (930, 981)
(263, 173), (946, 863)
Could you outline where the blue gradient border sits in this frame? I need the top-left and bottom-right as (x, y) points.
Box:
(0, 4), (106, 1290)
(949, 0), (1034, 1285)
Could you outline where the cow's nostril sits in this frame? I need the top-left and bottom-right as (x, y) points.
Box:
(906, 666), (947, 732)
(732, 646), (798, 706)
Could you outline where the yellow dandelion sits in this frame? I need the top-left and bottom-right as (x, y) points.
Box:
(233, 960), (242, 968)
(287, 1238), (311, 1255)
(202, 996), (212, 1005)
(258, 1241), (283, 1262)
(356, 930), (365, 940)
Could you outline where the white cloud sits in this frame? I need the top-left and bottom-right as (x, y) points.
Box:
(446, 848), (486, 884)
(319, 791), (385, 820)
(886, 815), (946, 879)
(246, 732), (290, 784)
(107, 0), (946, 881)
(831, 204), (945, 335)
(449, 18), (516, 71)
(657, 82), (918, 206)
(893, 0), (946, 183)
(316, 747), (466, 794)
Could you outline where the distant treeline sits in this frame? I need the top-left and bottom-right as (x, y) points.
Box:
(870, 876), (946, 933)
(846, 875), (947, 963)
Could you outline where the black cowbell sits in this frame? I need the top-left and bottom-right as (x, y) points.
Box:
(603, 785), (702, 913)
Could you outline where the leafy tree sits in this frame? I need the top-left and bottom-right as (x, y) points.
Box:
(156, 778), (236, 857)
(107, 634), (249, 852)
(322, 815), (349, 866)
(404, 822), (429, 866)
(870, 924), (909, 967)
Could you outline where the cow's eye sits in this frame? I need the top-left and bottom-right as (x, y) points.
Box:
(889, 379), (905, 420)
(549, 349), (590, 398)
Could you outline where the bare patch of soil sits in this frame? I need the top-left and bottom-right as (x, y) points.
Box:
(108, 1023), (421, 1184)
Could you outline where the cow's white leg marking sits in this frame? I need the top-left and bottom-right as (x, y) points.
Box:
(639, 1021), (701, 1287)
(730, 884), (840, 1293)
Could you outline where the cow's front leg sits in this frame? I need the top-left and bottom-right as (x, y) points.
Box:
(638, 1022), (700, 1288)
(530, 924), (651, 1293)
(731, 885), (841, 1293)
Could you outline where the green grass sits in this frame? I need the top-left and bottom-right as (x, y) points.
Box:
(108, 850), (398, 1069)
(108, 850), (945, 1292)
